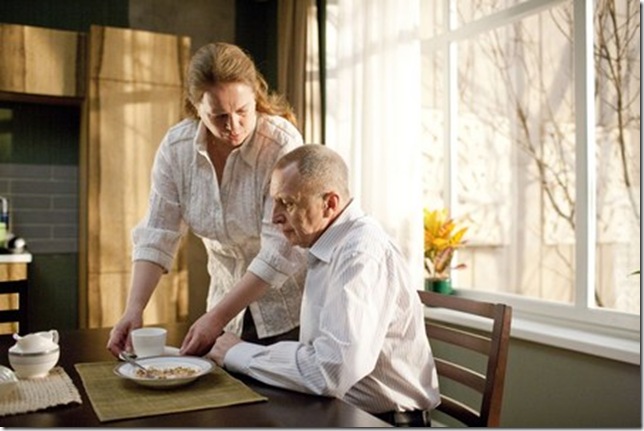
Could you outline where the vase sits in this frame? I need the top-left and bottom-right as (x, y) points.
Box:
(425, 278), (453, 295)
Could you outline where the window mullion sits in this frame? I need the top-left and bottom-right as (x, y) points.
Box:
(446, 0), (457, 214)
(574, 0), (596, 311)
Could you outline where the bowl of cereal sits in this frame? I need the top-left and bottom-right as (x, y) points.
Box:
(113, 355), (215, 389)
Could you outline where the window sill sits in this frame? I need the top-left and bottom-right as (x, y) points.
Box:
(424, 302), (640, 366)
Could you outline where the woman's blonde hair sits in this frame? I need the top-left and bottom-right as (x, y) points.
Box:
(184, 42), (297, 127)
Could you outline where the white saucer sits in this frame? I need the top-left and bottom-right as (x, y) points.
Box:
(135, 345), (180, 359)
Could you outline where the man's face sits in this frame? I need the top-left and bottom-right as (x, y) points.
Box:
(270, 163), (330, 248)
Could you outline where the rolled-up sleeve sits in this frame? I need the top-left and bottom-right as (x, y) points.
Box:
(132, 134), (186, 272)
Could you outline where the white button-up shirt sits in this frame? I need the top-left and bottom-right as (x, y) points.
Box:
(224, 201), (441, 414)
(132, 114), (307, 338)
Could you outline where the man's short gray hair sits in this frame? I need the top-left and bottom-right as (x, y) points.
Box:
(275, 144), (350, 199)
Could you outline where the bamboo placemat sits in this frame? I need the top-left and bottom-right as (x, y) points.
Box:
(74, 361), (267, 422)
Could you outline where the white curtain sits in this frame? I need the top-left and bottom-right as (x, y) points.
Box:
(325, 0), (424, 288)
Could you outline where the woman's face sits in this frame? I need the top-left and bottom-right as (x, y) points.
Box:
(198, 82), (257, 147)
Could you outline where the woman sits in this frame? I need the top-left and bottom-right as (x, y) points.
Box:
(106, 42), (306, 358)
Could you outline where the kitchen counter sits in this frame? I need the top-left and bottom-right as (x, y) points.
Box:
(0, 252), (32, 264)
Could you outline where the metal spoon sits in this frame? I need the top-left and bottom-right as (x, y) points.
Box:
(119, 351), (151, 377)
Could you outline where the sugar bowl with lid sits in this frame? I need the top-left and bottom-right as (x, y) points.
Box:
(8, 330), (60, 379)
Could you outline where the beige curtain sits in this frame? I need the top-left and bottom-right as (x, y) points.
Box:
(277, 0), (323, 144)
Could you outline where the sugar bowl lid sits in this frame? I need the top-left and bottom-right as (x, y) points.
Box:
(9, 330), (59, 355)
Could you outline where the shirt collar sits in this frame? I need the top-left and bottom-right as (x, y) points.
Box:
(309, 199), (363, 264)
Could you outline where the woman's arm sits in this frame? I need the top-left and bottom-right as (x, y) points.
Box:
(180, 271), (270, 356)
(106, 260), (165, 356)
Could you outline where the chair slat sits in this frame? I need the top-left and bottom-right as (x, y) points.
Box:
(426, 321), (491, 355)
(435, 358), (486, 393)
(421, 290), (498, 319)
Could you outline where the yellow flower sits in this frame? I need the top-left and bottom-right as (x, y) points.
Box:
(424, 208), (468, 279)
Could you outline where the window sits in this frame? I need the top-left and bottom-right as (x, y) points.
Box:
(420, 0), (639, 362)
(325, 0), (639, 364)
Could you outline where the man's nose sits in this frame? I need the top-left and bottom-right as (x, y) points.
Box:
(271, 205), (284, 224)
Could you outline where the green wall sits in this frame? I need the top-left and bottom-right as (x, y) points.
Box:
(502, 338), (640, 427)
(431, 336), (641, 427)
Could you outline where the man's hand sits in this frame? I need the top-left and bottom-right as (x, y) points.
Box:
(180, 311), (224, 356)
(208, 332), (242, 367)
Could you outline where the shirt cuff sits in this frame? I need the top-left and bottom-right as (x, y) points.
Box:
(132, 247), (174, 273)
(224, 342), (266, 374)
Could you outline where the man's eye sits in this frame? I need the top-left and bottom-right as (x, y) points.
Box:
(280, 200), (294, 210)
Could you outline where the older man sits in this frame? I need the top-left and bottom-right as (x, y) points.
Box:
(209, 144), (440, 427)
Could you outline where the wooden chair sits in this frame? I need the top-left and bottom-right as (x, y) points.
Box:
(418, 290), (512, 427)
(0, 279), (29, 335)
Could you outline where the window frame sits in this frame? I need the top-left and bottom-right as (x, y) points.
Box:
(423, 0), (640, 365)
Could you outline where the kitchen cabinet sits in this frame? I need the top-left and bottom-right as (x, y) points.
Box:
(0, 23), (85, 99)
(80, 25), (191, 328)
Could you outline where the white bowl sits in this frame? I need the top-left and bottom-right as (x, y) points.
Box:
(113, 355), (215, 389)
(8, 347), (60, 379)
(0, 365), (18, 399)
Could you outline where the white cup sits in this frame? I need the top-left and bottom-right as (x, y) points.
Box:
(131, 327), (167, 358)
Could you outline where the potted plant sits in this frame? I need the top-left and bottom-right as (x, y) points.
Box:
(423, 208), (468, 294)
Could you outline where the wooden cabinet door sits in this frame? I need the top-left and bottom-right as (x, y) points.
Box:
(80, 25), (191, 328)
(0, 23), (84, 98)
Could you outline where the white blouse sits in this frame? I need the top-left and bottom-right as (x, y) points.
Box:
(223, 201), (441, 414)
(132, 114), (307, 338)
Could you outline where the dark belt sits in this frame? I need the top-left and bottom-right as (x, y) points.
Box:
(373, 410), (431, 427)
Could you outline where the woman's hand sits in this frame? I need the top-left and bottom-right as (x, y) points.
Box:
(182, 272), (270, 355)
(180, 310), (224, 356)
(106, 311), (143, 357)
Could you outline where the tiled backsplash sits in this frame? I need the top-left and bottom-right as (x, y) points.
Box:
(0, 163), (78, 254)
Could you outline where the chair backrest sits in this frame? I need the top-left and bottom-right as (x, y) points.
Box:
(0, 278), (29, 335)
(418, 290), (512, 427)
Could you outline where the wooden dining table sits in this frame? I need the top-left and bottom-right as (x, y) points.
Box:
(0, 323), (390, 427)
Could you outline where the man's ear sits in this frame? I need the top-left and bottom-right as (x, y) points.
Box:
(324, 192), (341, 216)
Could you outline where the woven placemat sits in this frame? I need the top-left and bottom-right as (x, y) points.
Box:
(75, 361), (267, 422)
(0, 366), (82, 417)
